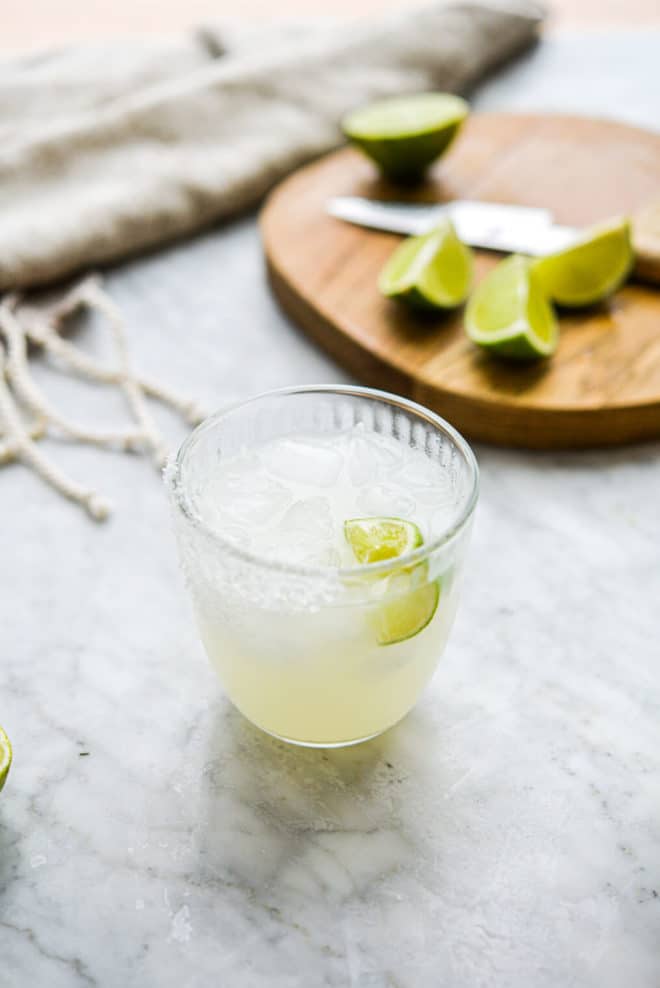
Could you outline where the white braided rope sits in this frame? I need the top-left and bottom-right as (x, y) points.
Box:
(24, 311), (205, 426)
(0, 344), (110, 520)
(0, 417), (46, 464)
(75, 280), (170, 465)
(21, 276), (207, 428)
(0, 274), (208, 521)
(0, 296), (145, 450)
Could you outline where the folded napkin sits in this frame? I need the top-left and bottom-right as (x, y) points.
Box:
(0, 1), (543, 291)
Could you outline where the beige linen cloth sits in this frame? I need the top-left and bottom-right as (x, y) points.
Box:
(0, 1), (543, 291)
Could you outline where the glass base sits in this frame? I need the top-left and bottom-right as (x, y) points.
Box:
(259, 726), (387, 749)
(226, 687), (414, 748)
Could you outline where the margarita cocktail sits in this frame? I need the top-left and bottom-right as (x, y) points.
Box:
(167, 387), (478, 746)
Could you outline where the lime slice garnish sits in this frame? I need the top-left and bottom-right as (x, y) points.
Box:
(532, 217), (633, 307)
(344, 517), (439, 645)
(374, 578), (440, 646)
(0, 726), (12, 793)
(379, 219), (473, 310)
(465, 254), (558, 361)
(344, 517), (423, 563)
(342, 92), (469, 182)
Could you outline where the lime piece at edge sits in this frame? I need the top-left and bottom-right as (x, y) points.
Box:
(532, 217), (633, 307)
(0, 726), (12, 793)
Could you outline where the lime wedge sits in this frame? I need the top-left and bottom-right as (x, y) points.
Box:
(344, 517), (439, 645)
(379, 219), (473, 310)
(533, 217), (633, 307)
(465, 254), (558, 361)
(342, 92), (469, 182)
(0, 726), (12, 792)
(344, 517), (423, 564)
(374, 578), (440, 646)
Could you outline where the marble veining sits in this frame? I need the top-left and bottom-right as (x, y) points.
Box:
(1, 31), (660, 988)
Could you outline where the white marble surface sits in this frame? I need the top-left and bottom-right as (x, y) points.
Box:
(1, 31), (660, 988)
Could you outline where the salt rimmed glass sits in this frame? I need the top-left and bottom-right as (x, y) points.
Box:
(165, 385), (478, 747)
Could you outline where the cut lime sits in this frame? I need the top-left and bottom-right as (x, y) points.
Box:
(465, 254), (558, 361)
(533, 217), (633, 307)
(342, 92), (469, 182)
(344, 517), (423, 564)
(0, 726), (12, 793)
(374, 578), (440, 646)
(379, 219), (473, 310)
(344, 517), (439, 645)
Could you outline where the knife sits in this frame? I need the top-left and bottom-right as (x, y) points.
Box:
(327, 197), (579, 256)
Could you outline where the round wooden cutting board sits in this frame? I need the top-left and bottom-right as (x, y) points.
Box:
(260, 113), (660, 449)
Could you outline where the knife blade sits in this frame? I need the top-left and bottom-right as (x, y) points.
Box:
(327, 196), (579, 256)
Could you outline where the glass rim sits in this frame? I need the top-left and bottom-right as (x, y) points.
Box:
(169, 385), (479, 580)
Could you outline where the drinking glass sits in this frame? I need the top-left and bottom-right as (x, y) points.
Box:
(166, 385), (478, 747)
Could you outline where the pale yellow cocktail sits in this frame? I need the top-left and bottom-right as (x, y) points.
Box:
(167, 387), (478, 747)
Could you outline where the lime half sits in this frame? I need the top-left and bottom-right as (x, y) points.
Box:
(533, 217), (633, 307)
(344, 517), (439, 645)
(0, 726), (12, 793)
(379, 219), (473, 310)
(465, 254), (558, 361)
(342, 92), (469, 182)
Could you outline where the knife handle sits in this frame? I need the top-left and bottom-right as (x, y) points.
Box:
(633, 201), (660, 285)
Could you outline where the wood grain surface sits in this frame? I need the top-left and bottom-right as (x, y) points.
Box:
(261, 113), (660, 449)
